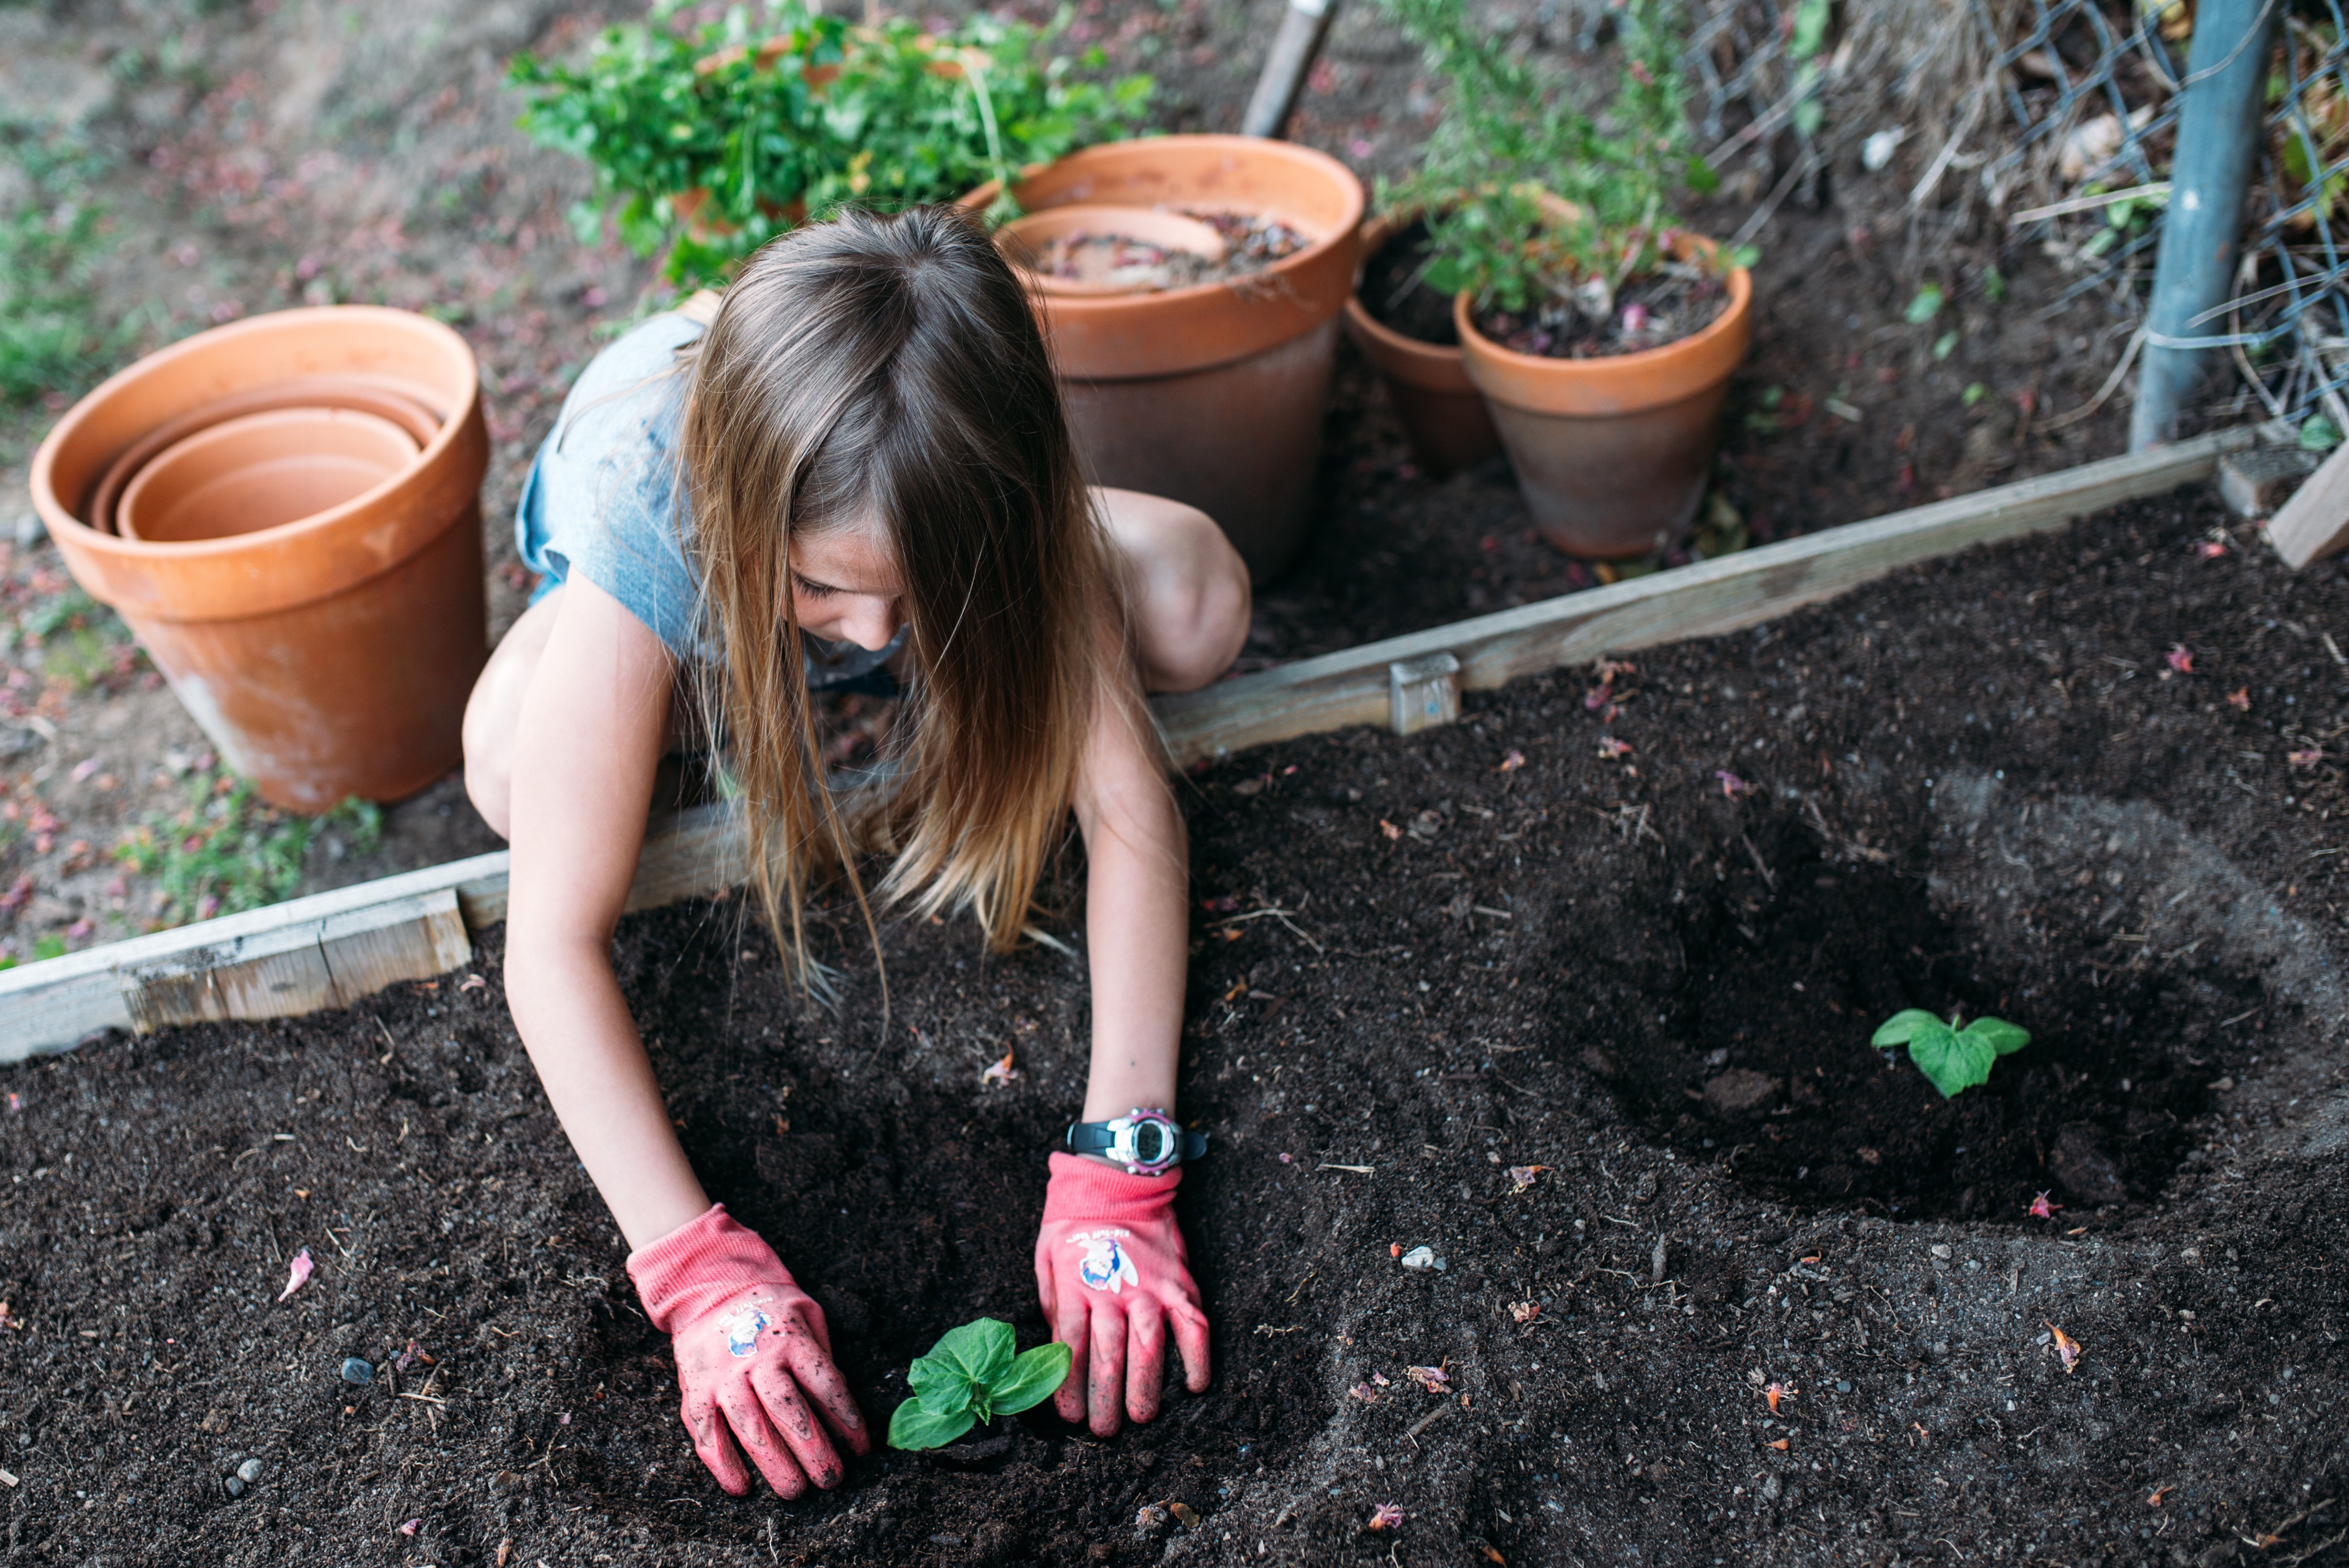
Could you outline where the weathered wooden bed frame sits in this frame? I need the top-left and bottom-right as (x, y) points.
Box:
(0, 423), (2280, 1061)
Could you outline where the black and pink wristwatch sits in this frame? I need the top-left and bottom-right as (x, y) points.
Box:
(1063, 1108), (1209, 1176)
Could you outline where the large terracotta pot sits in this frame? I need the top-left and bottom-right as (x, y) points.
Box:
(1455, 253), (1751, 558)
(28, 307), (490, 811)
(964, 136), (1366, 582)
(1342, 212), (1501, 479)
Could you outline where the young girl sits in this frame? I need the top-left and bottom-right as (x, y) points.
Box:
(461, 206), (1249, 1498)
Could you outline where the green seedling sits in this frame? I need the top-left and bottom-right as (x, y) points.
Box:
(887, 1318), (1070, 1450)
(1873, 1009), (2031, 1099)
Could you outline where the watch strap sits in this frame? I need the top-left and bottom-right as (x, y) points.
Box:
(1062, 1115), (1208, 1167)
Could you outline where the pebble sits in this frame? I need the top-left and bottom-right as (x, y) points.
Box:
(222, 1475), (245, 1499)
(236, 1459), (263, 1484)
(339, 1357), (375, 1387)
(1400, 1246), (1447, 1272)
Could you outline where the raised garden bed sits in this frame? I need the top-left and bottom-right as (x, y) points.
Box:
(3, 451), (2345, 1565)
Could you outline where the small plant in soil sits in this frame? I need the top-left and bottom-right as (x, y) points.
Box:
(509, 0), (1152, 283)
(887, 1318), (1070, 1450)
(1378, 0), (1741, 358)
(1872, 1009), (2032, 1100)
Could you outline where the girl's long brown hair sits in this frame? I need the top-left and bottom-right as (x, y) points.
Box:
(678, 204), (1126, 992)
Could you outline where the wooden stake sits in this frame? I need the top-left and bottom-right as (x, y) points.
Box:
(2264, 434), (2349, 567)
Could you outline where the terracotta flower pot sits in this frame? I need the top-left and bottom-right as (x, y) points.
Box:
(963, 135), (1366, 583)
(117, 408), (420, 544)
(1342, 212), (1501, 479)
(28, 306), (490, 811)
(1455, 254), (1751, 559)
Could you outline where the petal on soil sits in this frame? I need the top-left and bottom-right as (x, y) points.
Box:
(1498, 749), (1527, 772)
(1768, 1437), (1789, 1451)
(981, 1048), (1018, 1086)
(2288, 748), (2325, 769)
(1716, 771), (1753, 799)
(1764, 1381), (1796, 1412)
(1368, 1503), (1406, 1531)
(2196, 541), (2228, 558)
(2045, 1321), (2083, 1372)
(1405, 1364), (1451, 1392)
(458, 974), (486, 991)
(1371, 1372), (1390, 1386)
(278, 1247), (314, 1303)
(1510, 1300), (1541, 1324)
(2029, 1190), (2062, 1219)
(1597, 737), (1633, 759)
(2229, 687), (2251, 710)
(2165, 644), (2194, 674)
(1379, 818), (1402, 840)
(1508, 1164), (1549, 1193)
(1348, 1382), (1382, 1402)
(398, 1519), (420, 1536)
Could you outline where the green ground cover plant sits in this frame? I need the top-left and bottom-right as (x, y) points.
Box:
(1872, 1009), (2032, 1099)
(1378, 0), (1738, 320)
(113, 772), (381, 926)
(888, 1318), (1070, 1450)
(509, 0), (1151, 283)
(0, 121), (122, 404)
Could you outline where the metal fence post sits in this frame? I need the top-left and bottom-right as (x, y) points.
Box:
(2129, 0), (2282, 450)
(1242, 0), (1341, 139)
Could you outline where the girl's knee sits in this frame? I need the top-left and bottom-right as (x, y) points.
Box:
(1137, 516), (1250, 694)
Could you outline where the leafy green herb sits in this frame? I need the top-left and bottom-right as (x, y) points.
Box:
(509, 0), (1152, 284)
(1962, 381), (1988, 407)
(1872, 1009), (2031, 1099)
(2299, 412), (2342, 452)
(1932, 329), (1958, 361)
(887, 1318), (1070, 1450)
(1903, 284), (1944, 325)
(1377, 0), (1725, 319)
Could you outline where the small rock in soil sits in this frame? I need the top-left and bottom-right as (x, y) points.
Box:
(338, 1358), (373, 1387)
(1399, 1245), (1446, 1272)
(221, 1475), (244, 1499)
(1134, 1503), (1172, 1539)
(2051, 1125), (2128, 1206)
(1703, 1069), (1781, 1118)
(234, 1459), (262, 1484)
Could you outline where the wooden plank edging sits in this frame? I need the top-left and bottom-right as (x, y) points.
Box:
(0, 425), (2270, 1061)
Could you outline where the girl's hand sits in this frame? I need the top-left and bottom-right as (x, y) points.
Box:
(628, 1205), (871, 1496)
(1034, 1152), (1212, 1435)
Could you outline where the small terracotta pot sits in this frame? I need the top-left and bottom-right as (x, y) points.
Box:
(28, 307), (490, 811)
(963, 136), (1366, 582)
(118, 408), (420, 544)
(1454, 252), (1751, 559)
(1342, 212), (1501, 479)
(85, 379), (440, 536)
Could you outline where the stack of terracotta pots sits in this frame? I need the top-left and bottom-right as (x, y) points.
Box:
(29, 308), (490, 811)
(967, 136), (1365, 584)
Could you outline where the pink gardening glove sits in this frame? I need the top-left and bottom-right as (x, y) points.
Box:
(1034, 1152), (1212, 1436)
(627, 1204), (870, 1496)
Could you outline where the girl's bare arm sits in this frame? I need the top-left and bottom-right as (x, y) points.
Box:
(1070, 683), (1189, 1119)
(502, 577), (710, 1250)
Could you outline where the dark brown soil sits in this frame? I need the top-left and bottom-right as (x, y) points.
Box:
(7, 487), (2347, 1567)
(1472, 266), (1730, 359)
(1358, 219), (1457, 347)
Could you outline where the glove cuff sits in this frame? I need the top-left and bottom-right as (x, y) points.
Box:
(1044, 1151), (1182, 1225)
(625, 1203), (794, 1333)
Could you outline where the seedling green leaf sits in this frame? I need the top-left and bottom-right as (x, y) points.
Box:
(1877, 1010), (2031, 1097)
(1870, 1009), (1944, 1047)
(888, 1318), (1072, 1450)
(1904, 284), (1945, 325)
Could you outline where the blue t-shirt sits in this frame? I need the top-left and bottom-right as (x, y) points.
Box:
(514, 311), (903, 686)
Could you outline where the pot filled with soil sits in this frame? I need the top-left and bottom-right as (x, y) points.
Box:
(1385, 0), (1750, 558)
(1342, 210), (1501, 478)
(964, 134), (1366, 582)
(27, 306), (490, 812)
(1456, 240), (1750, 557)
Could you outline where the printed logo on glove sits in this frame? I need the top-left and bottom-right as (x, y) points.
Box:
(721, 1303), (771, 1358)
(1066, 1228), (1139, 1293)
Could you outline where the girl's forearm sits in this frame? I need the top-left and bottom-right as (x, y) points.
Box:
(1079, 787), (1189, 1121)
(506, 938), (710, 1250)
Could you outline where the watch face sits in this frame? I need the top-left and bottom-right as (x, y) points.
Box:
(1130, 1118), (1173, 1165)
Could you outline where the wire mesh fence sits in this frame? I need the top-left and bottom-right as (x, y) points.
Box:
(1674, 0), (2349, 437)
